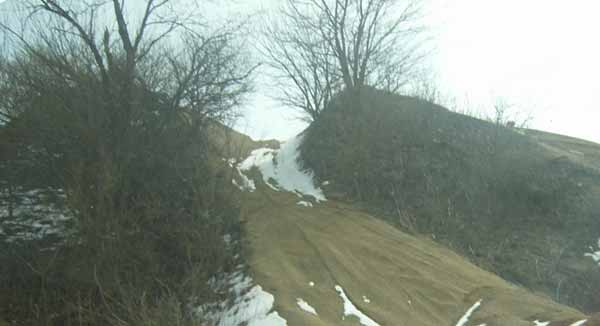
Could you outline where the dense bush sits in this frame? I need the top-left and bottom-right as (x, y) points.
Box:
(0, 1), (252, 324)
(300, 88), (600, 312)
(0, 78), (244, 324)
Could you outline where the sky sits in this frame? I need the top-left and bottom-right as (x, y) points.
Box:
(234, 0), (600, 143)
(431, 0), (600, 144)
(1, 0), (599, 143)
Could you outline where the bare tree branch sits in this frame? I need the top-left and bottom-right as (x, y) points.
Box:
(263, 0), (426, 120)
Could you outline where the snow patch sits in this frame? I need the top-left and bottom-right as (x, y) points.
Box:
(584, 238), (600, 266)
(335, 285), (380, 326)
(455, 299), (483, 326)
(239, 135), (326, 201)
(296, 298), (318, 315)
(0, 188), (72, 246)
(224, 158), (236, 168)
(198, 272), (286, 326)
(569, 320), (587, 326)
(239, 148), (279, 191)
(227, 158), (256, 192)
(362, 296), (371, 304)
(235, 164), (257, 192)
(232, 172), (256, 192)
(232, 179), (244, 191)
(533, 321), (550, 326)
(309, 281), (315, 287)
(297, 201), (313, 208)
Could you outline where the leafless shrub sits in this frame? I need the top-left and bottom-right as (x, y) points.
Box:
(0, 0), (253, 324)
(262, 0), (427, 120)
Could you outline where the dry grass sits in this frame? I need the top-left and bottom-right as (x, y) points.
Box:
(299, 88), (600, 312)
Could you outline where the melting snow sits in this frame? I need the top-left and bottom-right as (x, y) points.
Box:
(235, 166), (257, 192)
(584, 238), (600, 265)
(569, 320), (588, 326)
(533, 321), (550, 326)
(455, 299), (483, 326)
(296, 298), (318, 315)
(239, 135), (326, 201)
(297, 201), (313, 207)
(335, 285), (380, 326)
(309, 282), (315, 287)
(362, 296), (371, 304)
(227, 158), (256, 192)
(0, 189), (72, 245)
(198, 272), (286, 326)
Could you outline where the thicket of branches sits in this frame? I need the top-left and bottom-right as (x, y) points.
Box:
(0, 1), (254, 324)
(262, 0), (426, 121)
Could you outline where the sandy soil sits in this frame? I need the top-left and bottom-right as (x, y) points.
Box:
(241, 184), (587, 325)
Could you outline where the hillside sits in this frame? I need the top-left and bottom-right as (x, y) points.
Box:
(2, 0), (598, 324)
(298, 89), (600, 312)
(233, 133), (595, 325)
(3, 109), (599, 325)
(523, 129), (600, 174)
(242, 185), (587, 325)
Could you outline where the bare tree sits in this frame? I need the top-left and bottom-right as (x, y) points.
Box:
(304, 0), (426, 91)
(0, 3), (255, 322)
(262, 5), (340, 121)
(404, 70), (447, 104)
(263, 0), (426, 120)
(0, 55), (15, 124)
(489, 97), (533, 128)
(0, 0), (255, 220)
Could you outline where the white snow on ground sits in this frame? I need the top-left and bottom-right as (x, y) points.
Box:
(309, 281), (315, 287)
(296, 298), (318, 315)
(234, 167), (256, 192)
(239, 148), (279, 191)
(533, 321), (588, 326)
(232, 179), (244, 191)
(362, 296), (371, 304)
(198, 271), (287, 326)
(226, 158), (256, 192)
(224, 285), (286, 326)
(297, 201), (313, 207)
(232, 175), (256, 192)
(584, 238), (600, 265)
(225, 158), (236, 167)
(239, 135), (326, 201)
(455, 299), (483, 326)
(0, 189), (72, 245)
(335, 285), (380, 326)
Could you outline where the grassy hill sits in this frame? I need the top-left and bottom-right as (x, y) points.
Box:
(3, 87), (599, 324)
(299, 88), (600, 312)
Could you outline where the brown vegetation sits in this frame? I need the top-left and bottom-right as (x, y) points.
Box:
(300, 88), (600, 312)
(261, 0), (426, 121)
(0, 0), (254, 324)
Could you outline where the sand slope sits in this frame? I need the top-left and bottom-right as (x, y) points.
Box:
(241, 186), (586, 325)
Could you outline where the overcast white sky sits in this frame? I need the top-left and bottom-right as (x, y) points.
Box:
(432, 0), (600, 144)
(2, 0), (599, 143)
(233, 0), (600, 143)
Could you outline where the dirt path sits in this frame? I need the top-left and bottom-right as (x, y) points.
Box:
(241, 185), (586, 326)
